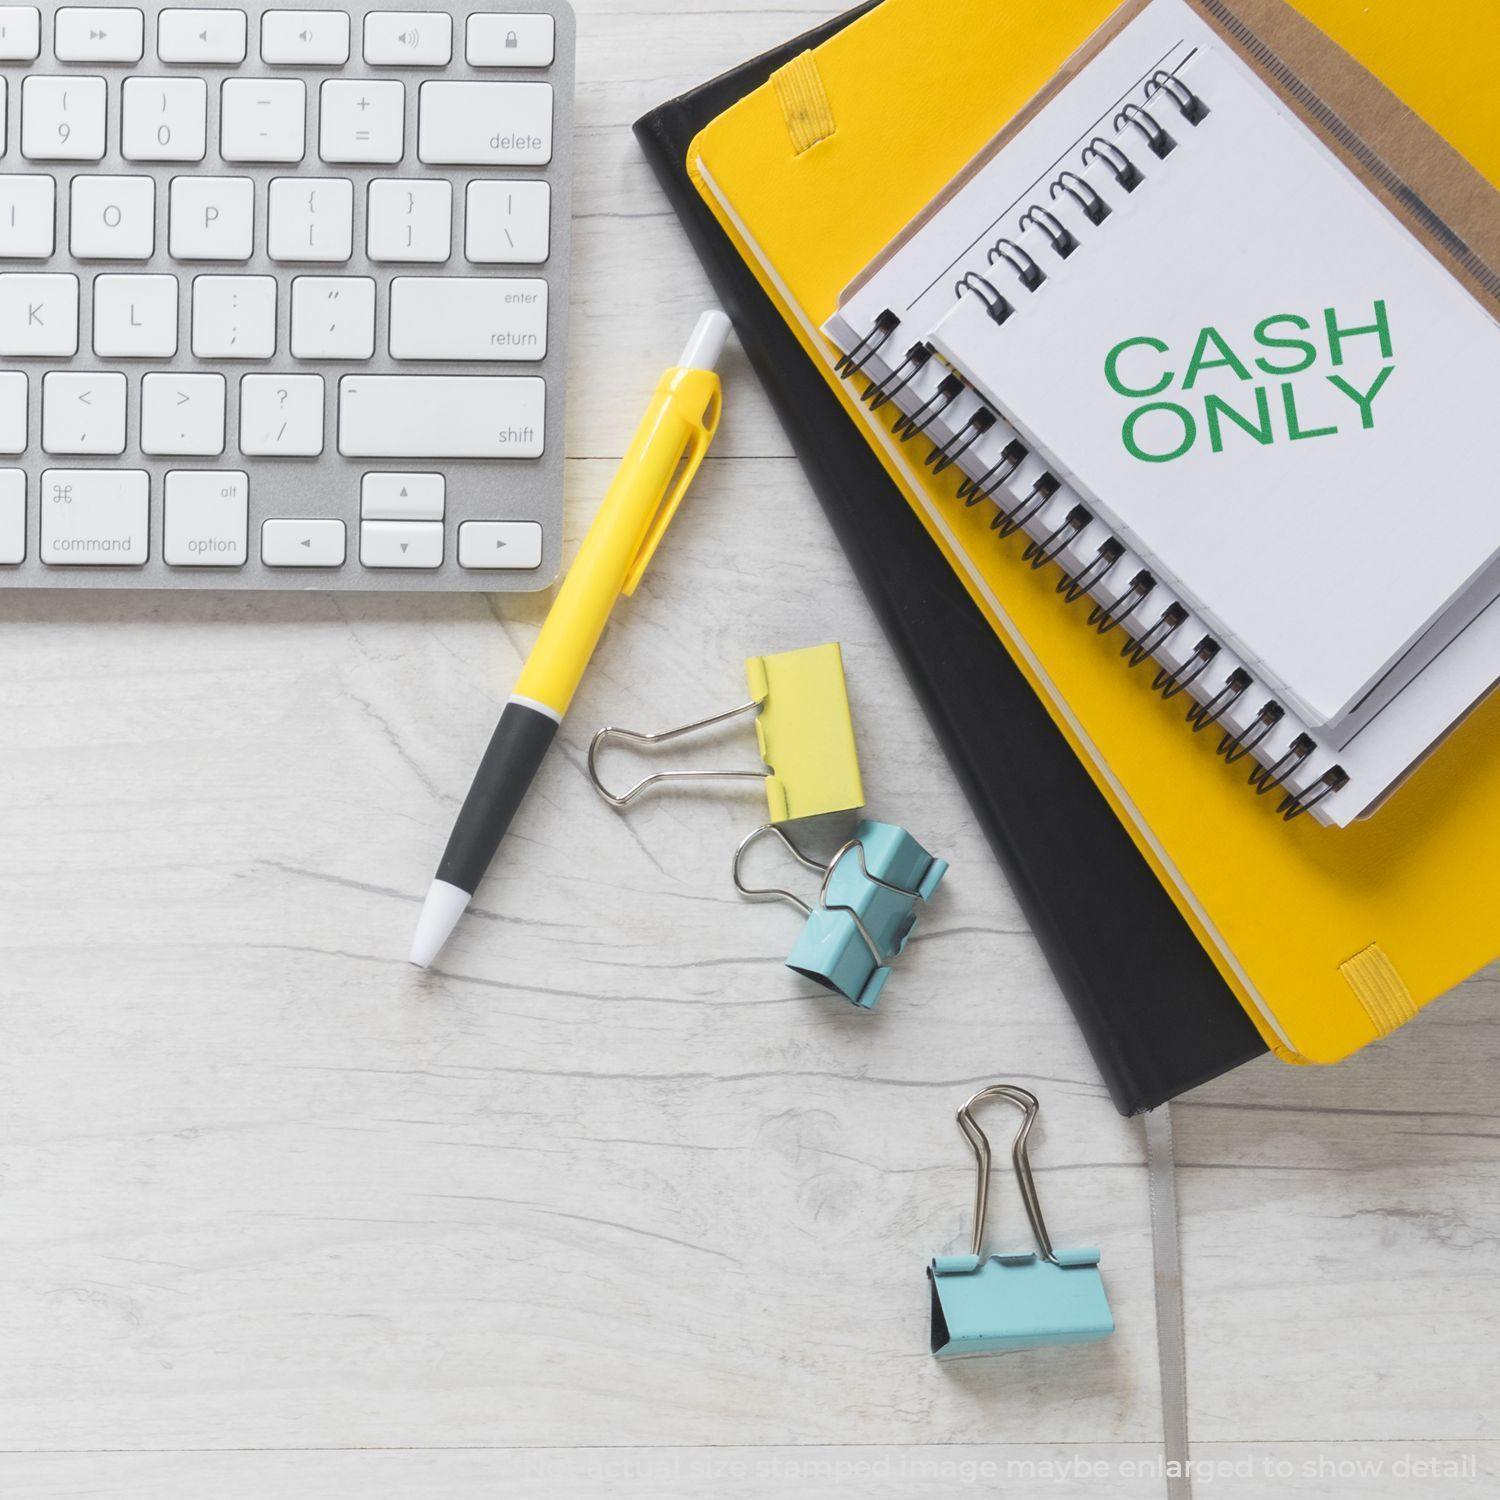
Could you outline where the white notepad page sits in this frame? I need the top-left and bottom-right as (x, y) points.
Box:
(924, 0), (1500, 732)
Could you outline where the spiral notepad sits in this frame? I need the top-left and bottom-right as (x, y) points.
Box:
(823, 0), (1500, 828)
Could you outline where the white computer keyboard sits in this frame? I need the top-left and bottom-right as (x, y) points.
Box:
(0, 0), (573, 591)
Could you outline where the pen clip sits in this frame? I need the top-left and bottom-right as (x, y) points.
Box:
(622, 367), (722, 597)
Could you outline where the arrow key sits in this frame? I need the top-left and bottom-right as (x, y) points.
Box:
(360, 518), (442, 569)
(458, 520), (541, 571)
(360, 471), (444, 521)
(262, 517), (345, 567)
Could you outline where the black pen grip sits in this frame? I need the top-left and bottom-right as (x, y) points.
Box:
(437, 700), (559, 893)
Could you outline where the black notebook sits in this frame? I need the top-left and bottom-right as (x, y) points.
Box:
(634, 1), (1266, 1113)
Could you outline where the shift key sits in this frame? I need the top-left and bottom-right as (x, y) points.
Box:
(339, 375), (545, 458)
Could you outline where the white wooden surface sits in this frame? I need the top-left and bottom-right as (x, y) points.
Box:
(1, 3), (1496, 1495)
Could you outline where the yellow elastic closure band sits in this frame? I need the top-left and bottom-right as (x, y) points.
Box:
(772, 51), (836, 155)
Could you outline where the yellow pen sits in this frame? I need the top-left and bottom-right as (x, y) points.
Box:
(410, 310), (730, 966)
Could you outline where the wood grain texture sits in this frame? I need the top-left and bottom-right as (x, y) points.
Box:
(0, 0), (1496, 1493)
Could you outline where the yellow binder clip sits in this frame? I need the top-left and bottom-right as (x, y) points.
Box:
(587, 643), (864, 822)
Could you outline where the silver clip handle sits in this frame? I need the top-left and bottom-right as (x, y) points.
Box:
(957, 1083), (1056, 1263)
(732, 826), (927, 971)
(587, 699), (766, 807)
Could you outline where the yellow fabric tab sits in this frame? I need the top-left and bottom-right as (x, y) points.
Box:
(746, 643), (864, 822)
(772, 52), (835, 155)
(1339, 944), (1419, 1036)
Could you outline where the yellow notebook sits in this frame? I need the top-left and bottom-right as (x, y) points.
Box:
(687, 0), (1500, 1064)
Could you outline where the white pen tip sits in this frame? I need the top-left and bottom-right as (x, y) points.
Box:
(677, 309), (732, 372)
(409, 879), (472, 968)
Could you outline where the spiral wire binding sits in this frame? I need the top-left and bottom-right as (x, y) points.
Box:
(1024, 504), (1092, 569)
(1278, 765), (1350, 822)
(1051, 169), (1111, 224)
(954, 270), (1013, 324)
(1088, 568), (1154, 636)
(1185, 667), (1250, 732)
(926, 407), (995, 474)
(1114, 102), (1176, 158)
(987, 238), (1046, 290)
(1017, 205), (1077, 258)
(1217, 701), (1282, 765)
(829, 72), (1349, 823)
(863, 341), (930, 411)
(1123, 603), (1186, 667)
(835, 307), (899, 378)
(993, 472), (1058, 537)
(1081, 136), (1144, 191)
(1145, 69), (1209, 124)
(1249, 734), (1314, 797)
(956, 437), (1027, 504)
(1154, 637), (1220, 701)
(893, 372), (964, 441)
(1059, 538), (1124, 604)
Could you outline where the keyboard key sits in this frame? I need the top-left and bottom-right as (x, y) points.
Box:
(364, 11), (451, 66)
(169, 174), (254, 260)
(388, 277), (547, 361)
(360, 518), (442, 568)
(458, 520), (542, 570)
(92, 272), (178, 357)
(319, 79), (403, 164)
(0, 174), (56, 258)
(192, 273), (275, 358)
(417, 81), (552, 165)
(262, 516), (344, 566)
(42, 370), (126, 454)
(0, 79), (6, 155)
(55, 7), (143, 62)
(0, 7), (40, 60)
(360, 471), (443, 520)
(260, 10), (348, 65)
(163, 469), (247, 566)
(0, 271), (77, 355)
(69, 175), (155, 259)
(290, 274), (375, 359)
(240, 373), (324, 455)
(220, 78), (305, 162)
(0, 468), (23, 562)
(268, 175), (353, 261)
(466, 181), (550, 264)
(338, 374), (543, 458)
(21, 75), (107, 161)
(0, 371), (26, 452)
(366, 177), (450, 262)
(122, 76), (207, 162)
(157, 9), (247, 64)
(467, 14), (554, 68)
(41, 468), (148, 564)
(141, 371), (225, 455)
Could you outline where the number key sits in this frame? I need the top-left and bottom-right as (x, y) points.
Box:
(122, 77), (207, 162)
(21, 76), (107, 161)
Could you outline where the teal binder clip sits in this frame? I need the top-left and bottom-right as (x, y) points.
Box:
(732, 819), (947, 1008)
(929, 1084), (1114, 1358)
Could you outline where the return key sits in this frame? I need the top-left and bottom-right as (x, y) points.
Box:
(388, 277), (548, 362)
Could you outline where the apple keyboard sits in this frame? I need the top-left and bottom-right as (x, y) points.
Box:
(0, 0), (573, 591)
